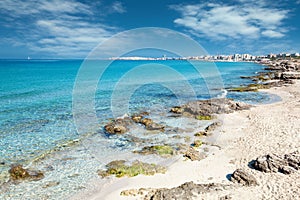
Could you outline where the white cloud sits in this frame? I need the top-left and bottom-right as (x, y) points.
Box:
(0, 0), (91, 16)
(261, 30), (285, 38)
(111, 1), (126, 14)
(0, 0), (124, 58)
(171, 2), (289, 40)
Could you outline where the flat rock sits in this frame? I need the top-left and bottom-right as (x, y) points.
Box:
(170, 98), (251, 118)
(144, 182), (231, 200)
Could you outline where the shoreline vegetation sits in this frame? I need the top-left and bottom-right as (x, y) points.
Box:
(1, 58), (300, 199)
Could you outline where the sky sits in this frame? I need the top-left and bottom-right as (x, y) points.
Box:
(0, 0), (300, 59)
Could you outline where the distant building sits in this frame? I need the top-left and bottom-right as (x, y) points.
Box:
(267, 54), (277, 59)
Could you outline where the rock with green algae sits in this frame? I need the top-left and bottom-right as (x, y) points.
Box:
(9, 164), (44, 181)
(228, 86), (259, 92)
(98, 160), (166, 178)
(193, 140), (203, 148)
(133, 145), (174, 157)
(195, 115), (213, 120)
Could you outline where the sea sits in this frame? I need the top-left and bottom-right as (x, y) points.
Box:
(0, 59), (280, 199)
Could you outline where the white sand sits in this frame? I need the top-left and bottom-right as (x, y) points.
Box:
(74, 80), (300, 200)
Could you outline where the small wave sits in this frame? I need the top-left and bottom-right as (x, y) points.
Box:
(216, 89), (228, 98)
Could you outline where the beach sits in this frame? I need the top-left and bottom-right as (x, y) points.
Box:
(75, 80), (300, 200)
(1, 60), (299, 200)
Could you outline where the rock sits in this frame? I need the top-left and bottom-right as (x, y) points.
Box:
(205, 122), (222, 132)
(284, 151), (300, 170)
(145, 122), (165, 131)
(253, 154), (288, 173)
(134, 145), (174, 157)
(104, 124), (127, 134)
(144, 182), (232, 200)
(253, 151), (300, 174)
(173, 98), (251, 118)
(113, 125), (127, 134)
(184, 147), (203, 161)
(9, 164), (44, 181)
(230, 101), (251, 110)
(131, 112), (149, 123)
(230, 169), (258, 186)
(170, 106), (184, 114)
(282, 72), (300, 79)
(9, 165), (29, 180)
(104, 117), (133, 134)
(219, 195), (232, 200)
(120, 189), (139, 196)
(141, 118), (153, 127)
(42, 181), (60, 188)
(192, 140), (202, 148)
(131, 115), (142, 123)
(104, 113), (164, 134)
(98, 160), (166, 178)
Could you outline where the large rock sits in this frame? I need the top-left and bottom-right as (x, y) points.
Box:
(253, 151), (300, 174)
(9, 164), (44, 181)
(170, 98), (251, 118)
(104, 124), (127, 134)
(104, 117), (133, 134)
(144, 182), (231, 200)
(230, 169), (258, 186)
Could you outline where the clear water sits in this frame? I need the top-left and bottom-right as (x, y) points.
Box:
(0, 60), (277, 199)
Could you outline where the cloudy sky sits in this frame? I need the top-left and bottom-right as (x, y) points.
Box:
(0, 0), (299, 58)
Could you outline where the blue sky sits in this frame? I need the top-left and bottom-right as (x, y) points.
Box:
(0, 0), (299, 59)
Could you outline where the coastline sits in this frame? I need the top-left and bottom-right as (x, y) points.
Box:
(74, 80), (300, 200)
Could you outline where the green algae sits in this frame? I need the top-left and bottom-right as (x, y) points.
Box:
(98, 160), (166, 178)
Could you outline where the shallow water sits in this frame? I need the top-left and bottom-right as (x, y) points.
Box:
(0, 60), (278, 199)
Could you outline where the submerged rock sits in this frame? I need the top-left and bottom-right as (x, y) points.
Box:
(230, 169), (258, 186)
(134, 145), (174, 157)
(140, 118), (165, 131)
(104, 112), (164, 134)
(170, 106), (184, 114)
(9, 164), (44, 181)
(145, 122), (165, 131)
(141, 118), (153, 126)
(104, 117), (133, 134)
(98, 160), (166, 178)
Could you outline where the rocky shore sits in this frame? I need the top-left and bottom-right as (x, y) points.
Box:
(77, 59), (300, 200)
(3, 59), (299, 199)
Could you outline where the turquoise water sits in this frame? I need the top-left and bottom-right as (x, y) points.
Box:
(0, 60), (272, 166)
(0, 60), (276, 198)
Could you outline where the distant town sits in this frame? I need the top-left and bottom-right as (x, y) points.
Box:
(109, 52), (300, 62)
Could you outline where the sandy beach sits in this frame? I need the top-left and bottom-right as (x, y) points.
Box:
(74, 80), (300, 200)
